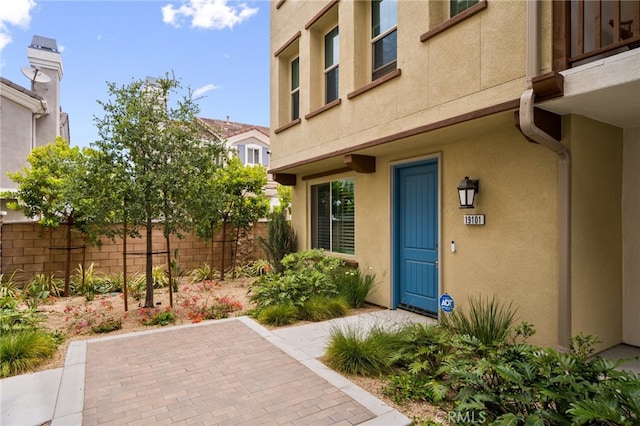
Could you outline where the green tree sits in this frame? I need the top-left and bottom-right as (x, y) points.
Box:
(93, 73), (223, 307)
(5, 137), (100, 296)
(190, 156), (269, 280)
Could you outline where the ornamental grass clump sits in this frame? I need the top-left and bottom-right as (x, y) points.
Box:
(439, 294), (516, 346)
(0, 330), (58, 377)
(298, 296), (350, 322)
(257, 302), (298, 326)
(324, 324), (405, 376)
(333, 267), (378, 308)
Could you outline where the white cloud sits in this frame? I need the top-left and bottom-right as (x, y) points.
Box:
(193, 83), (220, 98)
(162, 0), (258, 30)
(0, 0), (36, 51)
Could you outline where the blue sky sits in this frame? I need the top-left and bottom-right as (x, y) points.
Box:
(0, 0), (270, 147)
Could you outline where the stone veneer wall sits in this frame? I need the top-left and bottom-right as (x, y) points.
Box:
(0, 221), (267, 284)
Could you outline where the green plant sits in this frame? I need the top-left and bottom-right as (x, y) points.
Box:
(324, 325), (404, 376)
(152, 264), (169, 288)
(439, 294), (517, 346)
(0, 330), (57, 377)
(430, 331), (640, 424)
(169, 249), (183, 292)
(298, 296), (349, 322)
(0, 270), (21, 298)
(257, 302), (298, 326)
(235, 259), (271, 277)
(249, 249), (345, 308)
(143, 309), (176, 326)
(90, 318), (122, 334)
(333, 267), (378, 308)
(190, 263), (216, 283)
(126, 272), (146, 301)
(71, 263), (106, 295)
(0, 297), (44, 334)
(257, 209), (296, 274)
(383, 372), (435, 404)
(22, 275), (60, 308)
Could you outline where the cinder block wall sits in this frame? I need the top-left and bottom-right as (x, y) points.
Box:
(0, 221), (267, 284)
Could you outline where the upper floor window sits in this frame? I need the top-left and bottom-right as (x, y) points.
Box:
(291, 57), (300, 120)
(450, 0), (478, 17)
(324, 26), (339, 103)
(371, 0), (397, 80)
(311, 178), (355, 255)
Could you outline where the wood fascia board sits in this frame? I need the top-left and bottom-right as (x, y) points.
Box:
(344, 154), (376, 173)
(273, 173), (297, 186)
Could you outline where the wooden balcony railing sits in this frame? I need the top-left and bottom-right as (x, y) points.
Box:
(553, 0), (640, 70)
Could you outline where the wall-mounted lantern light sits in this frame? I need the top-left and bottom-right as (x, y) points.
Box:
(457, 176), (479, 209)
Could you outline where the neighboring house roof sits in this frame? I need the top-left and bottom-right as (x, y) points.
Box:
(0, 77), (48, 115)
(198, 117), (269, 139)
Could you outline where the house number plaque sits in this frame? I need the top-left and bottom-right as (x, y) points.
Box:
(463, 214), (485, 225)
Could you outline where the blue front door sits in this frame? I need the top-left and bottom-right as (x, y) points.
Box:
(394, 160), (439, 315)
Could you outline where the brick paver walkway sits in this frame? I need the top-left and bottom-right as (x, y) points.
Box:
(82, 319), (375, 426)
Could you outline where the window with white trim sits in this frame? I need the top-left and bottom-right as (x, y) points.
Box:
(311, 178), (355, 255)
(371, 0), (397, 80)
(247, 147), (260, 165)
(291, 57), (300, 120)
(324, 26), (339, 104)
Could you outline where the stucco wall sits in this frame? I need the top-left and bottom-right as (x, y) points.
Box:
(270, 0), (541, 171)
(292, 113), (560, 347)
(622, 127), (640, 346)
(0, 97), (34, 190)
(568, 115), (623, 350)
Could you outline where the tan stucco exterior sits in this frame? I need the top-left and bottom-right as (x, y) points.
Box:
(270, 1), (638, 351)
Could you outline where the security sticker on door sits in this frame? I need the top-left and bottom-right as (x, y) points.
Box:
(439, 293), (455, 313)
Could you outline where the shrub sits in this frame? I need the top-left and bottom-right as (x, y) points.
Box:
(186, 296), (244, 322)
(91, 318), (122, 334)
(439, 294), (517, 346)
(257, 302), (298, 326)
(324, 325), (404, 376)
(71, 263), (117, 296)
(333, 267), (378, 308)
(22, 275), (62, 308)
(0, 297), (44, 334)
(0, 330), (57, 377)
(258, 209), (296, 274)
(298, 296), (349, 322)
(439, 335), (640, 424)
(249, 249), (345, 308)
(142, 309), (176, 326)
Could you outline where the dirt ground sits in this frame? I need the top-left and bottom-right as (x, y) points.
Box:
(30, 276), (439, 423)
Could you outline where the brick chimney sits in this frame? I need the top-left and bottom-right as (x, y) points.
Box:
(27, 35), (63, 147)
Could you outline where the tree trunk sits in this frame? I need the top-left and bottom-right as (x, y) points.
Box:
(144, 212), (154, 307)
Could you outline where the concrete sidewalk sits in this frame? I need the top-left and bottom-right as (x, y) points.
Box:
(1, 310), (430, 426)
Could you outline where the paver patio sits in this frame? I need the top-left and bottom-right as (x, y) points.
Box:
(82, 319), (375, 426)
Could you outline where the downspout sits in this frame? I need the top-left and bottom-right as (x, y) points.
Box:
(519, 0), (572, 351)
